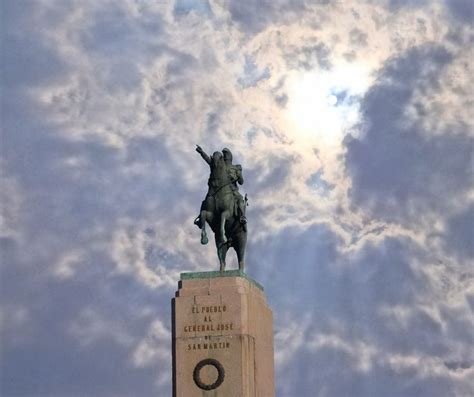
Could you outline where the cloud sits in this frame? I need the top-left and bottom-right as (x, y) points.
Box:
(1, 253), (174, 396)
(444, 0), (474, 24)
(285, 42), (333, 71)
(174, 0), (212, 17)
(442, 204), (474, 261)
(306, 168), (335, 195)
(345, 44), (473, 225)
(349, 28), (369, 47)
(238, 55), (271, 88)
(2, 0), (473, 395)
(131, 319), (171, 368)
(223, 0), (313, 34)
(254, 225), (474, 396)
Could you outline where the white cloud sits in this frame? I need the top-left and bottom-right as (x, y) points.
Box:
(131, 319), (170, 368)
(308, 333), (377, 373)
(68, 307), (135, 347)
(0, 166), (24, 240)
(0, 304), (31, 347)
(274, 313), (311, 367)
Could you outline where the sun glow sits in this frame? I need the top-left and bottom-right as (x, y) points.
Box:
(284, 63), (372, 150)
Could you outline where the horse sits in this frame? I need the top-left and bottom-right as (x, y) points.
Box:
(198, 152), (247, 271)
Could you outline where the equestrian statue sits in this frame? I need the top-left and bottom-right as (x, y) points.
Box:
(194, 145), (247, 271)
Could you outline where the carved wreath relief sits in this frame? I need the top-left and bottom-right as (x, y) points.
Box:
(193, 358), (225, 390)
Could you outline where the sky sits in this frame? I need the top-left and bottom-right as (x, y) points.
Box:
(1, 0), (473, 396)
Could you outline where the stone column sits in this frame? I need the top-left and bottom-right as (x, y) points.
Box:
(172, 270), (275, 397)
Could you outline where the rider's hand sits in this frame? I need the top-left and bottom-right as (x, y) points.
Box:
(196, 145), (203, 153)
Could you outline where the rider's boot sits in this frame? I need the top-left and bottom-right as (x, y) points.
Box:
(240, 214), (247, 232)
(238, 200), (247, 226)
(193, 215), (201, 229)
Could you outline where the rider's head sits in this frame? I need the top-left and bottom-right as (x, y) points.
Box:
(222, 148), (233, 164)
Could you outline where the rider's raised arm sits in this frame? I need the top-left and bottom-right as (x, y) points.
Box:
(196, 145), (211, 165)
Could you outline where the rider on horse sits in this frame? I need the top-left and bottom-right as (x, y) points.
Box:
(194, 145), (247, 241)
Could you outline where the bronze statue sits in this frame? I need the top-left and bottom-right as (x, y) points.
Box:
(194, 145), (247, 271)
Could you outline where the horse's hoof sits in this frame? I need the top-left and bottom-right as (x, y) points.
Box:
(201, 230), (208, 245)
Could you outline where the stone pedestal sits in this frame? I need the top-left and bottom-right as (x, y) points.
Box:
(172, 270), (275, 397)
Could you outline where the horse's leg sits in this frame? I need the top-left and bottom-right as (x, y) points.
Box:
(236, 232), (247, 271)
(215, 234), (228, 271)
(220, 209), (231, 244)
(218, 242), (229, 272)
(199, 209), (209, 245)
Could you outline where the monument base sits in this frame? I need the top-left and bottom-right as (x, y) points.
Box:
(172, 270), (275, 397)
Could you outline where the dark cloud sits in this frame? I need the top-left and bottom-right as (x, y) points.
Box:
(77, 3), (165, 93)
(1, 2), (68, 91)
(445, 360), (473, 371)
(349, 28), (368, 47)
(0, 6), (190, 395)
(444, 0), (474, 24)
(275, 93), (289, 107)
(80, 3), (164, 55)
(165, 48), (198, 77)
(248, 226), (465, 395)
(1, 115), (181, 395)
(1, 117), (178, 395)
(252, 227), (419, 329)
(1, 252), (173, 397)
(245, 152), (294, 193)
(205, 111), (222, 136)
(442, 205), (474, 261)
(271, 76), (289, 108)
(285, 42), (332, 71)
(387, 0), (428, 9)
(238, 56), (270, 88)
(345, 44), (473, 223)
(306, 168), (335, 195)
(81, 7), (135, 54)
(224, 0), (317, 34)
(247, 224), (341, 308)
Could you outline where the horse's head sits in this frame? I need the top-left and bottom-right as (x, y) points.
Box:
(212, 151), (223, 165)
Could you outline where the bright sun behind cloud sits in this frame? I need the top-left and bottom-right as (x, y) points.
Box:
(284, 62), (373, 151)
